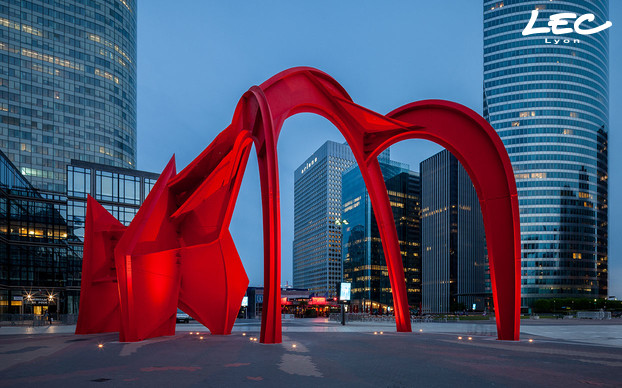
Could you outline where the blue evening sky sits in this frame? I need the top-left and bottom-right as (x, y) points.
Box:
(136, 1), (622, 296)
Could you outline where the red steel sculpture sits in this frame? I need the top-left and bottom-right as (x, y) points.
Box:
(76, 67), (521, 343)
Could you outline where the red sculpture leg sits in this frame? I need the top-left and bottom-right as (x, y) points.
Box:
(75, 196), (125, 334)
(384, 100), (521, 340)
(479, 196), (521, 340)
(114, 157), (179, 342)
(170, 130), (251, 335)
(118, 249), (181, 341)
(178, 232), (248, 335)
(249, 92), (283, 344)
(256, 147), (282, 344)
(361, 159), (412, 332)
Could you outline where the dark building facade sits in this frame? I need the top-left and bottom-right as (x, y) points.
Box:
(342, 153), (421, 313)
(0, 149), (80, 315)
(484, 0), (609, 304)
(1, 0), (138, 193)
(0, 149), (157, 317)
(420, 150), (487, 314)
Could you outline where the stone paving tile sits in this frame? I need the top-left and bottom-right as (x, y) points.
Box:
(1, 319), (622, 387)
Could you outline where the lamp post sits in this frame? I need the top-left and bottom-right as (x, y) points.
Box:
(335, 218), (349, 326)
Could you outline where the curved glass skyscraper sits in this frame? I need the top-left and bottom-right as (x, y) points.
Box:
(483, 0), (609, 305)
(0, 0), (137, 192)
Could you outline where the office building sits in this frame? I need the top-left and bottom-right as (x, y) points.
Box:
(0, 149), (79, 316)
(484, 0), (609, 304)
(0, 149), (157, 317)
(293, 141), (355, 297)
(1, 0), (137, 192)
(341, 152), (421, 313)
(420, 150), (487, 314)
(65, 159), (158, 243)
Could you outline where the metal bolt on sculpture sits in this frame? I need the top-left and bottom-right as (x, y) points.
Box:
(76, 67), (521, 343)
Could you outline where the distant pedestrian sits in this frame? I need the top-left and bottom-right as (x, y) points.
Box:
(47, 310), (53, 325)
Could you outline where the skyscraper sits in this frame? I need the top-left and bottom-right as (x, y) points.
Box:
(341, 153), (421, 313)
(293, 141), (355, 297)
(484, 1), (609, 304)
(1, 0), (137, 192)
(420, 150), (487, 314)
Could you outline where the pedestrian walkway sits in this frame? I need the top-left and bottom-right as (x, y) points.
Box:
(3, 317), (622, 347)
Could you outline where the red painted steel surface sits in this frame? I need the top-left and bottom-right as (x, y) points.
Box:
(76, 67), (520, 343)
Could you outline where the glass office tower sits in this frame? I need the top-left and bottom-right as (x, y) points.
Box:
(0, 0), (137, 192)
(293, 141), (356, 297)
(342, 155), (421, 313)
(420, 150), (488, 314)
(484, 1), (609, 305)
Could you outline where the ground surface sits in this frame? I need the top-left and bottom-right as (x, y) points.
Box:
(2, 319), (622, 387)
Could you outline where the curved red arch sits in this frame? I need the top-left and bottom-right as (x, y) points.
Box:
(77, 67), (520, 343)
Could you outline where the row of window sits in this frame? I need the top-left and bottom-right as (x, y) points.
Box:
(484, 16), (608, 54)
(485, 56), (608, 84)
(485, 64), (608, 94)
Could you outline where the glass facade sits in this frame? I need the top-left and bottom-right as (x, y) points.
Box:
(420, 150), (488, 314)
(293, 141), (356, 297)
(483, 0), (609, 305)
(1, 148), (81, 316)
(341, 154), (421, 313)
(0, 0), (137, 193)
(0, 150), (157, 317)
(66, 159), (157, 242)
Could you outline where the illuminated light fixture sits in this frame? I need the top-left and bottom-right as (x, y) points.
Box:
(97, 344), (104, 349)
(419, 329), (423, 332)
(528, 339), (534, 343)
(199, 336), (204, 340)
(458, 336), (462, 340)
(292, 344), (297, 348)
(242, 333), (246, 336)
(380, 332), (383, 335)
(189, 332), (193, 335)
(374, 331), (378, 335)
(468, 337), (472, 341)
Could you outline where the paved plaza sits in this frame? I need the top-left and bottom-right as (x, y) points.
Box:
(2, 318), (622, 387)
